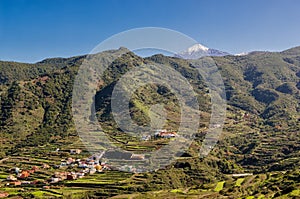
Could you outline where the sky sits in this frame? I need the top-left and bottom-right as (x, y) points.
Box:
(1, 0), (300, 63)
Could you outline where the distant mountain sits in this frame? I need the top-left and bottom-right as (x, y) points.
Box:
(175, 43), (230, 59)
(0, 46), (299, 162)
(0, 46), (299, 198)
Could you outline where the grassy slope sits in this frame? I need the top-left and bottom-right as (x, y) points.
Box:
(0, 47), (299, 198)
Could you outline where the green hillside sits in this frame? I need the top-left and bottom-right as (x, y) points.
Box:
(0, 47), (299, 198)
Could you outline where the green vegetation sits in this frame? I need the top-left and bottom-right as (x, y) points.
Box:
(235, 178), (244, 187)
(0, 47), (299, 198)
(214, 181), (225, 192)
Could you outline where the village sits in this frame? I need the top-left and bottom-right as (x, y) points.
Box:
(0, 129), (180, 192)
(0, 110), (291, 198)
(2, 149), (111, 188)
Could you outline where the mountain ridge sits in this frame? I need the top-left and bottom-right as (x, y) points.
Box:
(0, 46), (299, 198)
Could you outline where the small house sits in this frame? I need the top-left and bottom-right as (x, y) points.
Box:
(89, 168), (96, 174)
(81, 168), (89, 173)
(31, 180), (41, 185)
(94, 165), (102, 171)
(28, 169), (35, 174)
(50, 177), (60, 183)
(154, 129), (167, 136)
(54, 172), (67, 180)
(141, 135), (151, 141)
(66, 158), (75, 165)
(154, 129), (178, 138)
(70, 149), (82, 154)
(67, 174), (77, 180)
(6, 175), (17, 181)
(19, 171), (30, 179)
(32, 166), (39, 171)
(53, 165), (61, 169)
(159, 131), (177, 138)
(42, 164), (50, 169)
(78, 163), (88, 168)
(10, 181), (21, 186)
(77, 172), (85, 178)
(0, 192), (9, 198)
(14, 167), (20, 174)
(130, 154), (145, 160)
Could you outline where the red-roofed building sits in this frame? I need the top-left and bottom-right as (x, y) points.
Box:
(0, 192), (9, 198)
(19, 171), (30, 179)
(155, 129), (178, 138)
(32, 166), (39, 171)
(10, 181), (21, 186)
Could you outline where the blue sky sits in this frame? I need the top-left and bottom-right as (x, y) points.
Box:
(1, 0), (300, 62)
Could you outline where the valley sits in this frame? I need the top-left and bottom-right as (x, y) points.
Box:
(0, 47), (299, 198)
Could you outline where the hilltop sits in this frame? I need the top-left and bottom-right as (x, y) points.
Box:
(0, 47), (299, 198)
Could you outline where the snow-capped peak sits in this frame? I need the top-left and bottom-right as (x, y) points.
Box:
(175, 43), (230, 59)
(187, 44), (209, 53)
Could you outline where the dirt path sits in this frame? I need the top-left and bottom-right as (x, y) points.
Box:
(0, 157), (9, 164)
